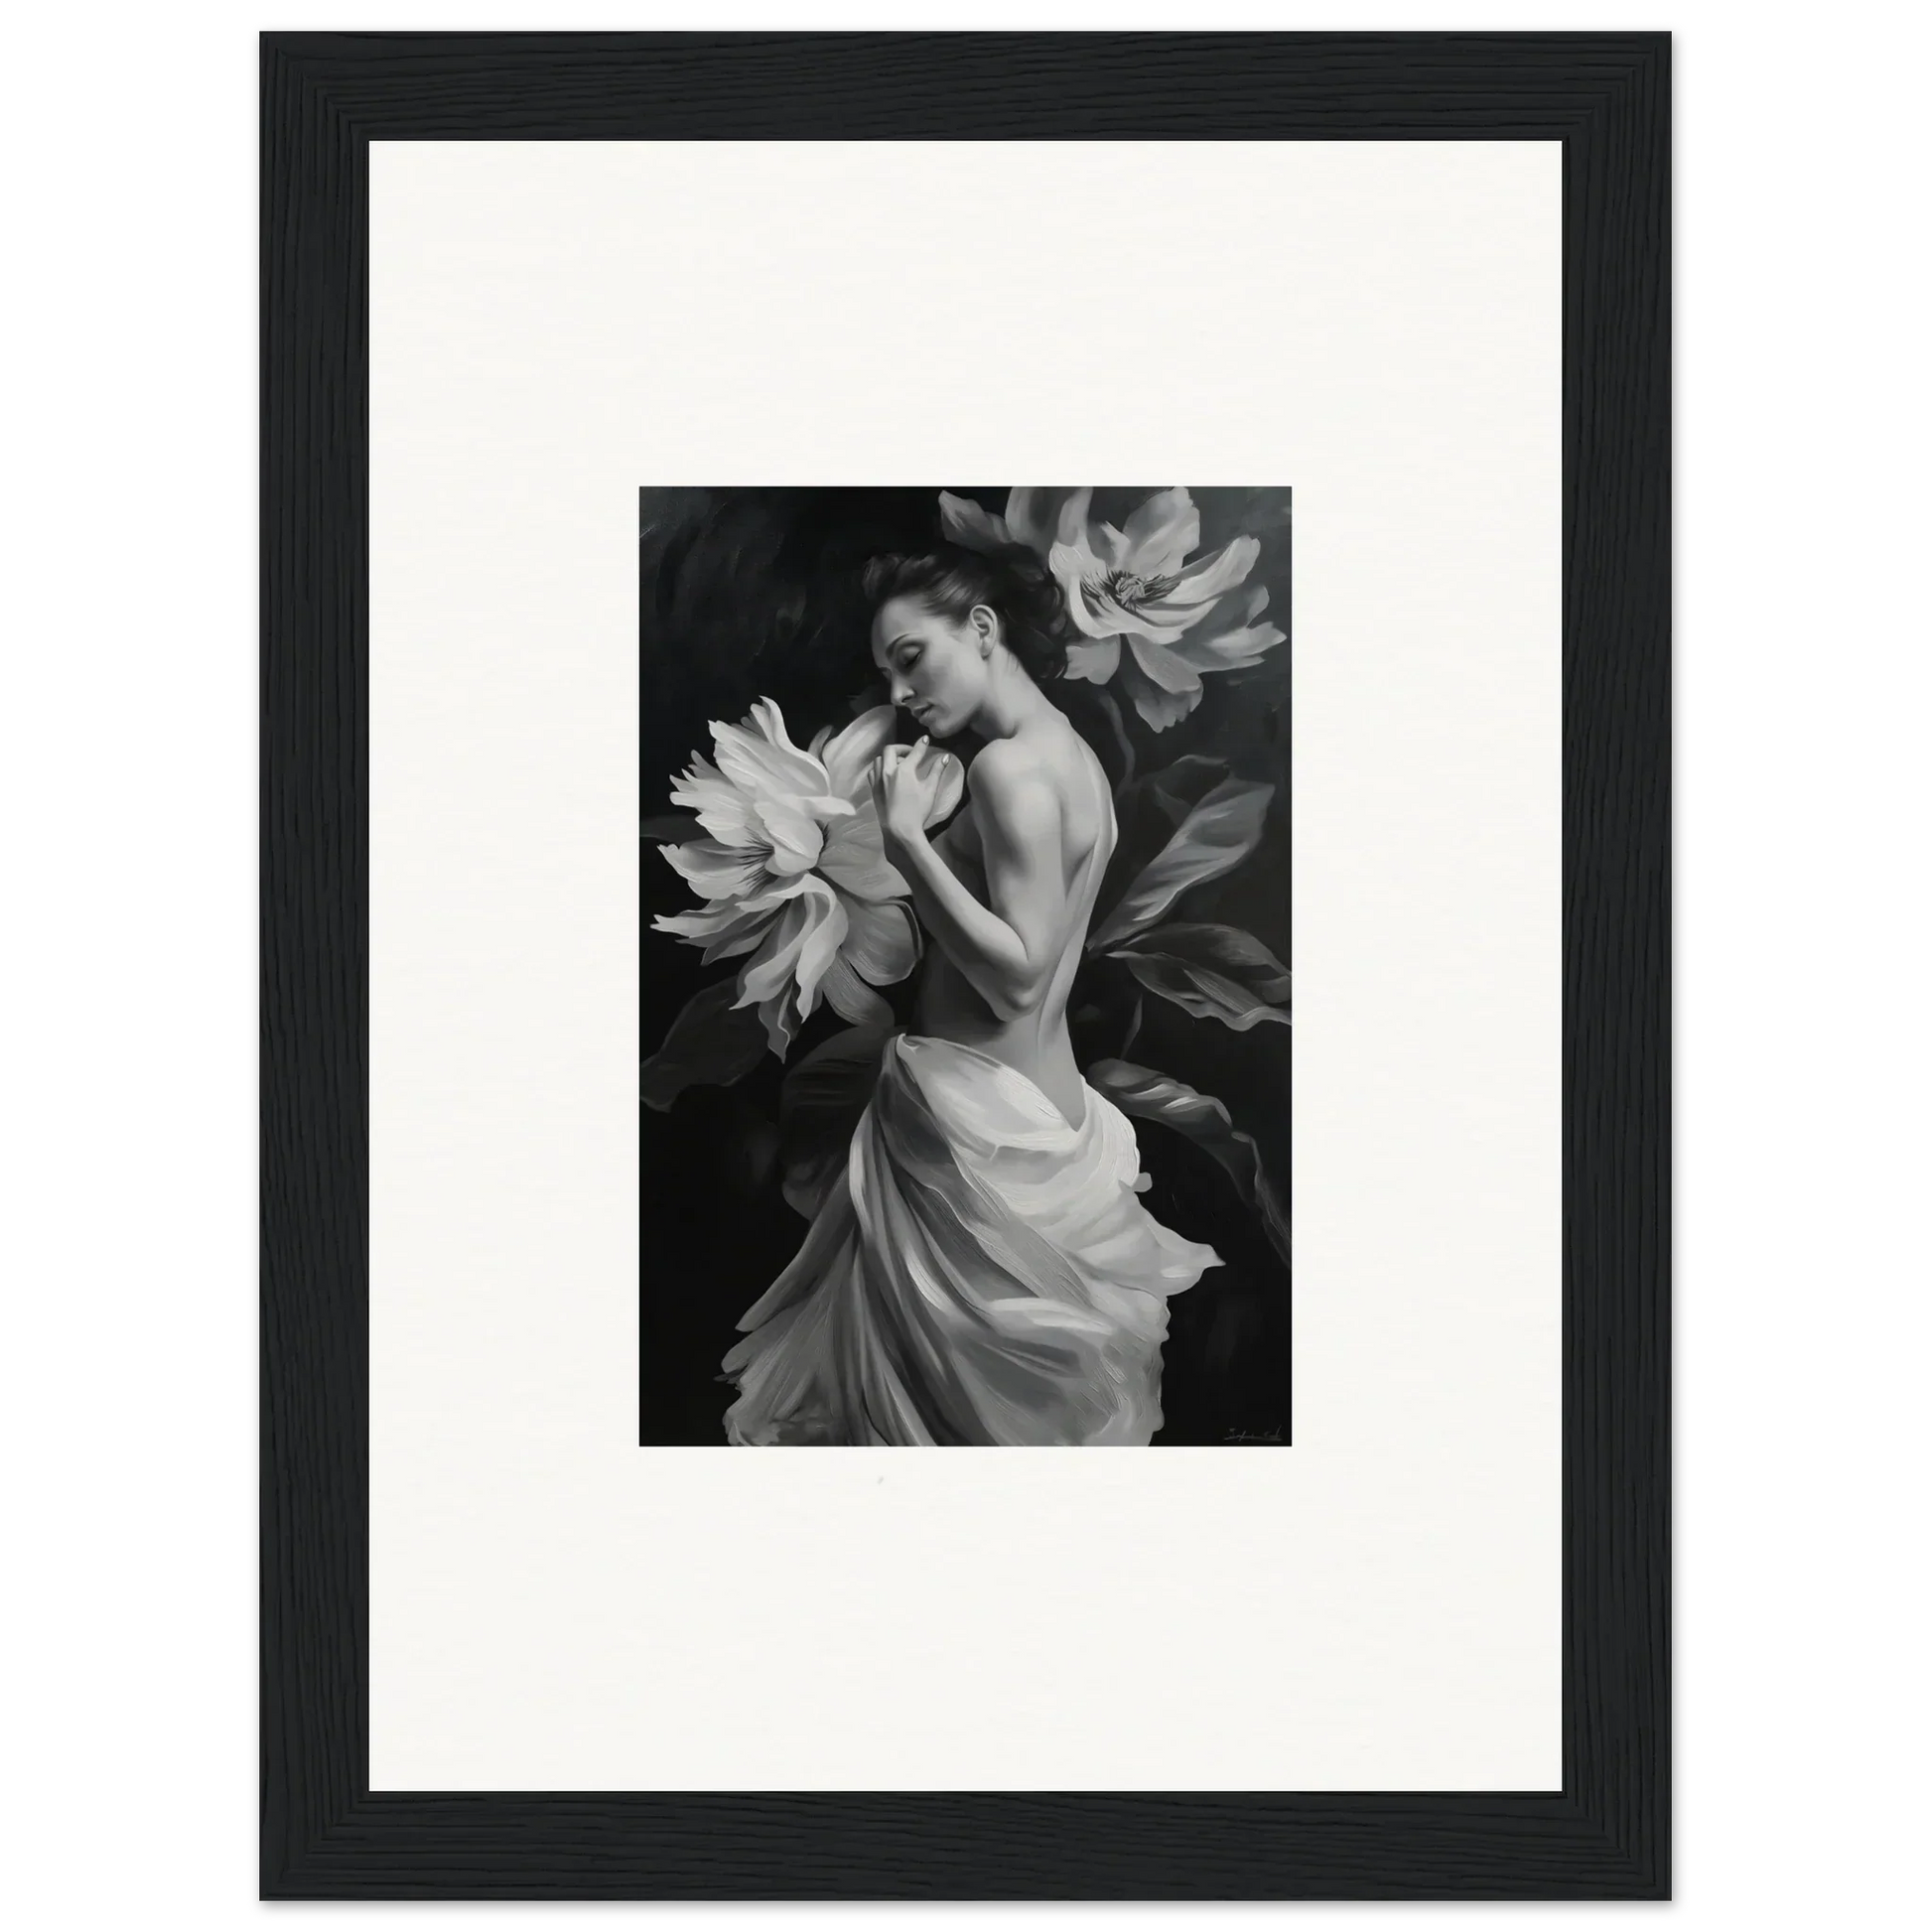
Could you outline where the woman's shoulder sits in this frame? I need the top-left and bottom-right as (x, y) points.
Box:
(963, 734), (1065, 835)
(967, 723), (1112, 850)
(969, 718), (1091, 787)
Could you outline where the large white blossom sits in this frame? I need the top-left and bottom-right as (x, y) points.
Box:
(653, 700), (961, 1054)
(938, 485), (1284, 731)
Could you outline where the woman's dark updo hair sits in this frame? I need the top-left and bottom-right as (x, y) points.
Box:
(861, 540), (1075, 683)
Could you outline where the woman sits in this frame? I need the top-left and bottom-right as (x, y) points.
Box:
(722, 543), (1219, 1445)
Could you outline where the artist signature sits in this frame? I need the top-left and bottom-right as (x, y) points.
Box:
(1222, 1428), (1286, 1445)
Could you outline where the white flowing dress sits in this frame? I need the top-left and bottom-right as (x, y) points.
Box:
(722, 1033), (1219, 1446)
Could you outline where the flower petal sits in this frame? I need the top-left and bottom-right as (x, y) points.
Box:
(735, 877), (846, 1016)
(699, 912), (785, 965)
(1049, 542), (1120, 639)
(755, 990), (799, 1058)
(1151, 583), (1275, 668)
(651, 902), (739, 943)
(753, 795), (828, 876)
(1089, 520), (1130, 570)
(841, 897), (918, 988)
(1127, 632), (1205, 697)
(1104, 594), (1197, 646)
(817, 705), (898, 798)
(938, 491), (1012, 553)
(1002, 486), (1063, 557)
(1168, 588), (1286, 672)
(660, 837), (768, 901)
(817, 808), (907, 901)
(1122, 668), (1204, 732)
(1130, 685), (1202, 732)
(653, 897), (766, 950)
(667, 754), (762, 849)
(819, 955), (893, 1029)
(792, 891), (848, 1023)
(1063, 635), (1123, 684)
(710, 707), (840, 812)
(1155, 534), (1261, 613)
(748, 697), (814, 764)
(1123, 635), (1205, 732)
(655, 878), (802, 962)
(1053, 486), (1096, 548)
(1119, 487), (1200, 577)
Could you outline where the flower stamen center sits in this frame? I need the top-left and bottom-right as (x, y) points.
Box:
(1092, 569), (1178, 611)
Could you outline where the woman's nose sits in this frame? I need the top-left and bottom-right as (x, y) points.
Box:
(889, 677), (912, 706)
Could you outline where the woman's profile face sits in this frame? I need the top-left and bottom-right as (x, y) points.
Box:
(871, 594), (993, 740)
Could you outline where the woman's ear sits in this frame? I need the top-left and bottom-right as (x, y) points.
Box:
(970, 603), (997, 656)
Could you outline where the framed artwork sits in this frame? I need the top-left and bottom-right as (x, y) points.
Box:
(638, 483), (1295, 1449)
(264, 31), (1668, 1898)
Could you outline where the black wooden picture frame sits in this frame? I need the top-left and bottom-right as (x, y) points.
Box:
(261, 30), (1668, 1899)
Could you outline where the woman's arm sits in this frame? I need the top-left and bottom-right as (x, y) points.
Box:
(875, 741), (1065, 1023)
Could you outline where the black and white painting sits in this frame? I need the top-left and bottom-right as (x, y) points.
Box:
(640, 487), (1291, 1445)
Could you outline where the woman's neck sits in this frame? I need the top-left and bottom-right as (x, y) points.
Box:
(969, 655), (1053, 743)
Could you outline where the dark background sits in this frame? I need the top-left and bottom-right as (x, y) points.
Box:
(639, 486), (1292, 1445)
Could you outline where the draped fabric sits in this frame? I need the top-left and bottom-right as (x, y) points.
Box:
(723, 1034), (1219, 1446)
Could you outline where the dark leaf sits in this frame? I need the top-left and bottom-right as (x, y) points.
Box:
(1109, 922), (1291, 1031)
(640, 979), (767, 1113)
(1086, 1058), (1292, 1267)
(720, 1096), (781, 1197)
(778, 1025), (889, 1218)
(1144, 754), (1230, 827)
(1088, 778), (1274, 950)
(640, 812), (700, 843)
(1222, 484), (1294, 536)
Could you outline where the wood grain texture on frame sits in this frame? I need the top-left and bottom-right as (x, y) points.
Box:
(262, 31), (1668, 1899)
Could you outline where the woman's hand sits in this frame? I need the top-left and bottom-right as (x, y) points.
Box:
(868, 735), (1064, 1026)
(869, 738), (949, 854)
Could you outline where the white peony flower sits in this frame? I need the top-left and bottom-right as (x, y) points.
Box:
(935, 485), (1066, 559)
(652, 699), (961, 1054)
(938, 485), (1285, 731)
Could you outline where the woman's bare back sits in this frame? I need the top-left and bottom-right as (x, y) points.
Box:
(912, 716), (1114, 1126)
